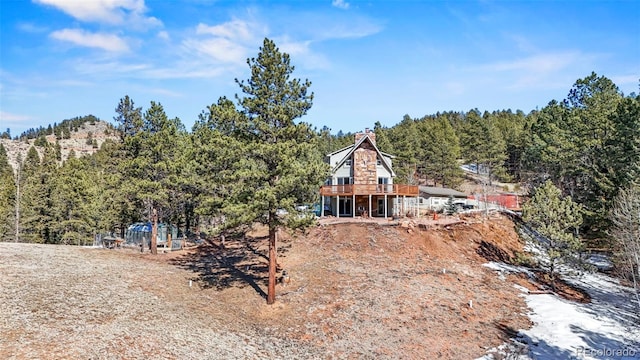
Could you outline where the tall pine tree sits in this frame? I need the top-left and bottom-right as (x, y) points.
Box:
(223, 38), (327, 304)
(0, 144), (16, 241)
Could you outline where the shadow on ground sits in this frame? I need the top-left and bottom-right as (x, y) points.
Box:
(495, 322), (578, 359)
(169, 235), (291, 299)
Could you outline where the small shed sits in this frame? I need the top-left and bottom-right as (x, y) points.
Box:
(125, 222), (179, 249)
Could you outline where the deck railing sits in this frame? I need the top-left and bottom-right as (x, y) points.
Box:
(320, 184), (419, 196)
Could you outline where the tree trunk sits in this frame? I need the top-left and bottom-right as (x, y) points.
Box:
(267, 227), (277, 304)
(151, 208), (158, 255)
(15, 168), (20, 243)
(549, 259), (556, 292)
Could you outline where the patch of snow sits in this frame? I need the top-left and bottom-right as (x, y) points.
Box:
(583, 253), (614, 272)
(483, 261), (533, 276)
(482, 262), (640, 360)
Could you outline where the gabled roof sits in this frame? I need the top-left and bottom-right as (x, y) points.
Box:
(329, 133), (396, 177)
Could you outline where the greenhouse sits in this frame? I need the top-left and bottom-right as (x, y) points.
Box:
(125, 222), (180, 250)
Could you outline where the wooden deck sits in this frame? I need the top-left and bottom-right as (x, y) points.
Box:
(320, 184), (419, 196)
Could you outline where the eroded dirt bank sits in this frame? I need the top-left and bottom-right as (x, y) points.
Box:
(0, 215), (531, 359)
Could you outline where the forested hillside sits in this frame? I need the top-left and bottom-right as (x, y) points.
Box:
(0, 57), (637, 257)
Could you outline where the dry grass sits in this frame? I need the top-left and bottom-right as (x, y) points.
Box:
(1, 215), (532, 359)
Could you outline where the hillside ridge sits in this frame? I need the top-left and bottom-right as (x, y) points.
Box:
(0, 120), (119, 172)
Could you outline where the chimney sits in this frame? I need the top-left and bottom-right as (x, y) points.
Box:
(354, 128), (376, 146)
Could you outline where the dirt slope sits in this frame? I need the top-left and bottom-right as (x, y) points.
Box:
(0, 215), (531, 359)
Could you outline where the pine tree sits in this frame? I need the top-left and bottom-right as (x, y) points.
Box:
(20, 146), (56, 243)
(523, 180), (583, 290)
(608, 95), (640, 189)
(420, 116), (463, 188)
(217, 38), (328, 304)
(444, 196), (458, 215)
(0, 144), (16, 241)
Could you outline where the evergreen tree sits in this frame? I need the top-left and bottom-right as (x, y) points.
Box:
(524, 73), (624, 239)
(444, 195), (458, 215)
(0, 144), (16, 241)
(386, 115), (421, 183)
(608, 95), (640, 189)
(51, 155), (93, 245)
(20, 146), (56, 243)
(419, 116), (463, 188)
(522, 180), (583, 290)
(217, 38), (328, 304)
(137, 102), (187, 252)
(459, 109), (485, 172)
(373, 121), (394, 154)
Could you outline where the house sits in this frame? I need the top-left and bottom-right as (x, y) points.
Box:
(394, 186), (469, 214)
(319, 129), (419, 217)
(416, 186), (468, 211)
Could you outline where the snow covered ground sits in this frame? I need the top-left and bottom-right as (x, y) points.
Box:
(480, 262), (640, 360)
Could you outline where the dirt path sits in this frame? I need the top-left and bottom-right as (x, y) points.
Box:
(1, 216), (531, 359)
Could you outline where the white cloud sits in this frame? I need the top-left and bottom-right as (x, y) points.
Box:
(142, 65), (228, 79)
(183, 37), (248, 64)
(17, 22), (48, 33)
(196, 20), (254, 41)
(184, 19), (265, 65)
(610, 74), (639, 86)
(277, 37), (330, 69)
(147, 87), (183, 97)
(50, 28), (130, 52)
(332, 0), (350, 10)
(70, 59), (150, 76)
(157, 30), (170, 41)
(485, 52), (579, 73)
(34, 0), (161, 28)
(468, 51), (595, 91)
(0, 111), (32, 122)
(504, 33), (538, 53)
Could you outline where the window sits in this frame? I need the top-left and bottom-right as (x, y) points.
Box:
(376, 157), (382, 166)
(378, 177), (389, 184)
(345, 158), (352, 166)
(338, 177), (351, 185)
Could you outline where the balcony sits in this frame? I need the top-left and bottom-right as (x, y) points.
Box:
(320, 184), (419, 196)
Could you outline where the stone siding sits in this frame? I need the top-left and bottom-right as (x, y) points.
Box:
(353, 140), (378, 185)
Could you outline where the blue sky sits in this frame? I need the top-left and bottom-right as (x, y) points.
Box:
(1, 0), (638, 136)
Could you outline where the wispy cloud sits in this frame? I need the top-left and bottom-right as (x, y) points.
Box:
(183, 37), (249, 64)
(71, 59), (150, 76)
(473, 51), (592, 90)
(157, 31), (170, 41)
(332, 0), (350, 10)
(147, 87), (184, 97)
(196, 20), (255, 41)
(17, 22), (48, 33)
(483, 52), (580, 73)
(34, 0), (162, 28)
(50, 29), (130, 52)
(0, 111), (32, 122)
(504, 33), (538, 53)
(610, 74), (639, 87)
(276, 36), (330, 70)
(183, 19), (266, 65)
